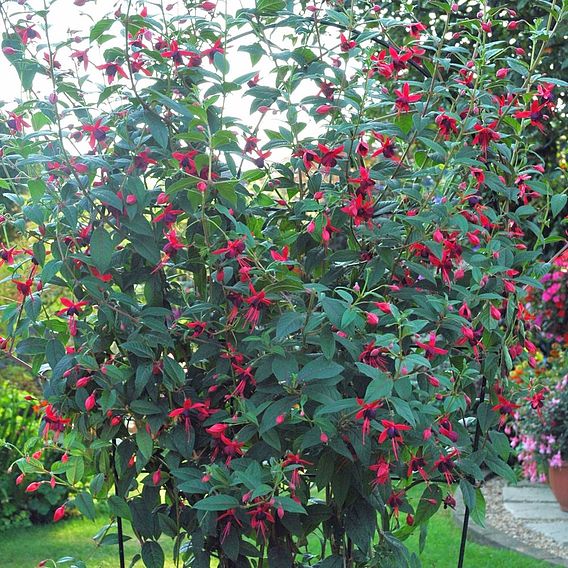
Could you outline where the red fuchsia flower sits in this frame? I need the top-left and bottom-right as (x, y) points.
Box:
(415, 333), (449, 359)
(152, 204), (184, 227)
(15, 25), (40, 45)
(321, 214), (340, 246)
(41, 404), (70, 439)
(387, 490), (405, 517)
(407, 22), (427, 38)
(270, 246), (289, 262)
(294, 147), (319, 170)
(341, 194), (375, 227)
(131, 149), (157, 172)
(317, 80), (335, 99)
(369, 50), (395, 79)
(349, 167), (375, 195)
(56, 297), (88, 317)
(470, 167), (485, 188)
(435, 110), (458, 139)
(161, 230), (185, 257)
(339, 33), (356, 51)
(53, 504), (66, 522)
(172, 149), (199, 174)
(0, 244), (23, 267)
(6, 112), (30, 132)
(161, 40), (195, 66)
(187, 320), (207, 338)
(213, 238), (246, 259)
(90, 267), (112, 282)
(371, 134), (399, 161)
(437, 416), (458, 442)
(227, 363), (256, 399)
(369, 457), (390, 486)
(407, 455), (429, 481)
(85, 392), (97, 411)
(96, 62), (128, 84)
(244, 283), (271, 329)
(434, 449), (460, 484)
(315, 104), (335, 115)
(168, 398), (210, 433)
(378, 420), (412, 460)
(490, 304), (501, 320)
(536, 82), (555, 107)
(130, 52), (152, 76)
(374, 302), (392, 314)
(355, 137), (370, 157)
(248, 501), (275, 541)
(82, 119), (110, 149)
(393, 82), (422, 113)
(201, 38), (224, 63)
(472, 121), (500, 154)
(283, 453), (312, 495)
(355, 399), (383, 444)
(443, 494), (457, 509)
(217, 509), (243, 543)
(359, 341), (389, 371)
(13, 278), (34, 298)
(513, 99), (550, 132)
(317, 143), (345, 171)
(526, 388), (547, 420)
(492, 395), (520, 427)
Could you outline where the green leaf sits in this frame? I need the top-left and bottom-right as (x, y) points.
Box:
(163, 357), (186, 388)
(28, 179), (46, 202)
(136, 429), (153, 461)
(142, 541), (165, 568)
(90, 19), (114, 43)
(108, 495), (132, 520)
(145, 111), (169, 149)
(256, 0), (286, 14)
(551, 194), (567, 217)
(276, 312), (304, 340)
(298, 357), (343, 382)
(90, 226), (113, 272)
(193, 494), (240, 511)
(75, 491), (96, 520)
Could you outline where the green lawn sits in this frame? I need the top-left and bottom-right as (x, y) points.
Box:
(0, 509), (558, 568)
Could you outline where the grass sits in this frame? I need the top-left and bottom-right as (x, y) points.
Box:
(0, 509), (559, 568)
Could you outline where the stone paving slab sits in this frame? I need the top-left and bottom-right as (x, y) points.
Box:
(526, 522), (568, 546)
(503, 485), (557, 503)
(505, 501), (568, 520)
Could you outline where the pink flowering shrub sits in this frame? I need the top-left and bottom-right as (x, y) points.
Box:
(526, 250), (568, 350)
(510, 349), (568, 482)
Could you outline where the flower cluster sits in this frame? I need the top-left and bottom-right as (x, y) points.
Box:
(510, 348), (568, 481)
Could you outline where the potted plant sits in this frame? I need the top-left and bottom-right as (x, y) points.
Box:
(512, 348), (568, 510)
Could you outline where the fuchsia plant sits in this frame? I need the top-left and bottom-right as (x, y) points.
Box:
(0, 0), (567, 567)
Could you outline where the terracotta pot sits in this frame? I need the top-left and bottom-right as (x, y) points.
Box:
(549, 464), (568, 512)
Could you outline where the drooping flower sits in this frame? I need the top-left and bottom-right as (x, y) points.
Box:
(435, 111), (458, 139)
(492, 395), (520, 427)
(472, 121), (500, 154)
(369, 457), (391, 486)
(393, 82), (422, 113)
(359, 341), (389, 371)
(248, 501), (275, 541)
(169, 398), (210, 433)
(513, 99), (550, 132)
(378, 420), (412, 459)
(415, 333), (449, 359)
(82, 119), (110, 149)
(244, 283), (271, 329)
(96, 62), (128, 84)
(355, 398), (383, 444)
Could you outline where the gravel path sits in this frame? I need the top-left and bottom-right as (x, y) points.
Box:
(483, 477), (568, 561)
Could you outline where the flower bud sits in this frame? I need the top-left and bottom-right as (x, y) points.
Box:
(53, 504), (66, 522)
